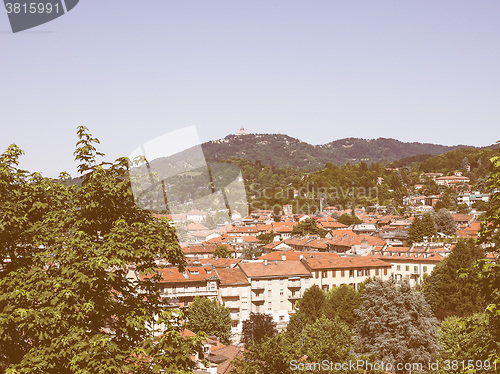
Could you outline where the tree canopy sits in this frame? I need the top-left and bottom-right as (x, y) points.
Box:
(241, 312), (277, 348)
(186, 296), (232, 345)
(0, 127), (201, 373)
(423, 239), (485, 320)
(355, 279), (439, 374)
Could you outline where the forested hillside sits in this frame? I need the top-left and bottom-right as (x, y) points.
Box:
(200, 134), (472, 170)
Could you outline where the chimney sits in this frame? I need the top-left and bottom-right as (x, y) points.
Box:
(264, 259), (268, 266)
(299, 254), (303, 260)
(281, 254), (286, 261)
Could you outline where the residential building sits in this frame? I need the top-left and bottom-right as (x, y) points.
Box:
(300, 256), (391, 292)
(216, 267), (250, 343)
(238, 260), (312, 330)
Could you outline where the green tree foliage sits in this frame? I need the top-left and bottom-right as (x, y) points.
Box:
(431, 313), (497, 374)
(291, 218), (326, 238)
(241, 312), (277, 348)
(407, 213), (437, 244)
(0, 127), (201, 373)
(355, 279), (439, 374)
(421, 211), (438, 238)
(423, 239), (485, 320)
(213, 244), (233, 259)
(323, 285), (362, 328)
(286, 286), (325, 339)
(186, 296), (232, 345)
(337, 213), (363, 227)
(433, 208), (457, 236)
(302, 315), (352, 363)
(476, 141), (500, 367)
(257, 231), (274, 245)
(472, 200), (489, 211)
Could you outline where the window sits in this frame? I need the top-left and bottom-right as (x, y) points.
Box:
(268, 302), (272, 311)
(341, 270), (345, 277)
(365, 269), (370, 276)
(232, 321), (238, 328)
(375, 268), (379, 276)
(349, 270), (354, 278)
(322, 285), (329, 292)
(280, 300), (284, 307)
(268, 290), (272, 297)
(384, 268), (388, 276)
(396, 265), (401, 271)
(357, 269), (363, 277)
(268, 280), (272, 286)
(423, 266), (428, 273)
(332, 270), (336, 278)
(280, 278), (284, 285)
(405, 266), (410, 272)
(279, 315), (284, 321)
(315, 271), (319, 278)
(280, 289), (284, 296)
(322, 271), (327, 278)
(196, 285), (200, 292)
(414, 266), (418, 273)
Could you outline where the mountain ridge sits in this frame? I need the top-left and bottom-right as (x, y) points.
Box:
(200, 133), (490, 170)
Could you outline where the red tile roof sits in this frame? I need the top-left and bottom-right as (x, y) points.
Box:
(259, 251), (339, 261)
(216, 268), (250, 286)
(141, 266), (218, 284)
(238, 261), (311, 278)
(302, 256), (391, 270)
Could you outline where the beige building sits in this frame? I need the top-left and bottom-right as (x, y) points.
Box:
(216, 267), (250, 343)
(238, 260), (312, 330)
(372, 247), (444, 286)
(300, 256), (392, 291)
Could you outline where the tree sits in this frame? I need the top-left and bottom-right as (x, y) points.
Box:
(241, 312), (277, 348)
(337, 213), (362, 227)
(291, 218), (326, 237)
(407, 216), (424, 244)
(323, 284), (362, 328)
(433, 208), (457, 236)
(302, 315), (352, 363)
(285, 285), (326, 341)
(475, 140), (500, 366)
(0, 127), (201, 373)
(187, 296), (232, 345)
(421, 211), (438, 238)
(232, 333), (299, 374)
(257, 231), (275, 245)
(433, 313), (497, 374)
(423, 239), (485, 320)
(213, 244), (233, 259)
(355, 279), (439, 374)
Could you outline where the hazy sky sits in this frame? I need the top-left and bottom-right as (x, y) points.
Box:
(1, 1), (499, 177)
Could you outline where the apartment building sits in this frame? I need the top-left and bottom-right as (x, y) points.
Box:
(300, 256), (392, 292)
(372, 246), (444, 286)
(216, 267), (250, 343)
(155, 265), (220, 309)
(237, 260), (312, 330)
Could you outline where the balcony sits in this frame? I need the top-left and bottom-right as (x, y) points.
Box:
(288, 293), (301, 300)
(251, 282), (265, 290)
(161, 289), (218, 299)
(287, 280), (301, 288)
(252, 293), (265, 303)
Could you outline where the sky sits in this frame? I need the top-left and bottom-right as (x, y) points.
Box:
(1, 0), (499, 178)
